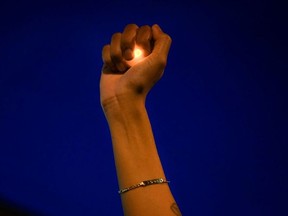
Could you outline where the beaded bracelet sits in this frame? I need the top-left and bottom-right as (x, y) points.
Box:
(118, 178), (170, 194)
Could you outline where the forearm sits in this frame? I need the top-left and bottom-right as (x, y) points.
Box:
(103, 95), (180, 216)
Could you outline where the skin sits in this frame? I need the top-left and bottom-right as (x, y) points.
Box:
(100, 24), (182, 216)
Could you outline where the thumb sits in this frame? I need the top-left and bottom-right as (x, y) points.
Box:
(150, 24), (172, 62)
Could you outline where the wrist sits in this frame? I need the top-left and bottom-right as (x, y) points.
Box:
(101, 94), (146, 122)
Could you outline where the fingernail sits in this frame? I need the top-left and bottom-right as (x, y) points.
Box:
(124, 49), (133, 60)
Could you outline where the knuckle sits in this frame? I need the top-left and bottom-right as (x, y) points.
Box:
(167, 35), (172, 43)
(138, 25), (151, 37)
(111, 32), (121, 40)
(125, 23), (138, 30)
(140, 25), (150, 30)
(163, 34), (172, 43)
(102, 44), (110, 52)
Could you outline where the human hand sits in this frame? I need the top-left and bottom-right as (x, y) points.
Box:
(100, 24), (172, 111)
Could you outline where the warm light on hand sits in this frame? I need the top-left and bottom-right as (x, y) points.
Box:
(126, 46), (145, 67)
(134, 48), (143, 58)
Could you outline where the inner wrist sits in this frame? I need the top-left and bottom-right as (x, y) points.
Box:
(102, 95), (146, 120)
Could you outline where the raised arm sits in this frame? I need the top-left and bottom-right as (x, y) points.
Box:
(100, 24), (182, 216)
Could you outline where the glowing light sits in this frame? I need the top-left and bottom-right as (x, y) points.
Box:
(134, 48), (143, 59)
(126, 46), (145, 67)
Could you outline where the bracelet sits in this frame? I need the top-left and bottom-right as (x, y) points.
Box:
(118, 178), (170, 194)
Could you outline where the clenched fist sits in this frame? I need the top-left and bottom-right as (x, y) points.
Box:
(100, 24), (172, 111)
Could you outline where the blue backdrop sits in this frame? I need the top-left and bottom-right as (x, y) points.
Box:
(0, 0), (287, 215)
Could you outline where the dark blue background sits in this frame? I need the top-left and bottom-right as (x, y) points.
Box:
(0, 0), (287, 215)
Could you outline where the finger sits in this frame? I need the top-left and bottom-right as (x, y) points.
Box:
(110, 32), (127, 72)
(136, 25), (152, 56)
(121, 24), (139, 60)
(102, 44), (117, 72)
(102, 44), (111, 65)
(151, 24), (172, 63)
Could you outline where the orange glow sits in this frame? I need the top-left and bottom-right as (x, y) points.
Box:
(126, 46), (145, 67)
(134, 48), (143, 59)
